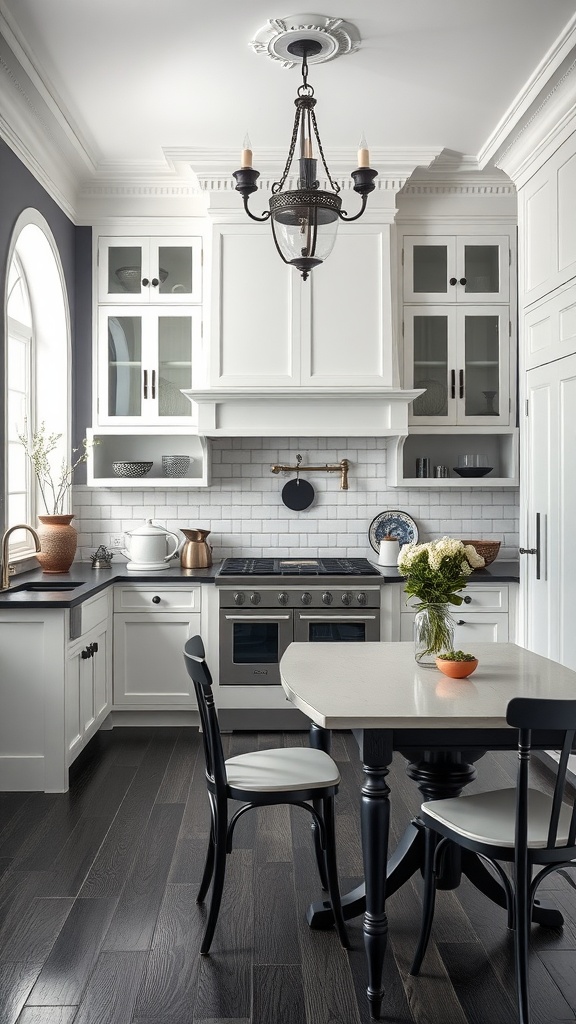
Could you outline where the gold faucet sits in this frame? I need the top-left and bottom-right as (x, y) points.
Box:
(1, 524), (41, 592)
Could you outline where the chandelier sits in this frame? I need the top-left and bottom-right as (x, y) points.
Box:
(232, 38), (377, 281)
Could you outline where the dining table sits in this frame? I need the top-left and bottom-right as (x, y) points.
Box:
(279, 640), (576, 1020)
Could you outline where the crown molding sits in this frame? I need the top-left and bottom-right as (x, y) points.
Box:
(478, 14), (576, 183)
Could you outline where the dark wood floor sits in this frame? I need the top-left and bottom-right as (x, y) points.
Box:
(1, 727), (576, 1024)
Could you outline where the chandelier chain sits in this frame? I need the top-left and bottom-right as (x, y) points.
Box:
(310, 108), (341, 194)
(272, 104), (302, 194)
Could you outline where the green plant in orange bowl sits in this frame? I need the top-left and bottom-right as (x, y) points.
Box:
(435, 650), (478, 678)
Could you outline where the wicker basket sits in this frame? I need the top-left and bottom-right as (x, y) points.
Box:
(462, 540), (501, 566)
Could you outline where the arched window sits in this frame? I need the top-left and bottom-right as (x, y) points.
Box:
(4, 211), (71, 559)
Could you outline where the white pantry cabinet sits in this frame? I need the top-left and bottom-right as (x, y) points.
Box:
(522, 354), (576, 670)
(113, 585), (201, 707)
(209, 221), (394, 387)
(0, 589), (112, 792)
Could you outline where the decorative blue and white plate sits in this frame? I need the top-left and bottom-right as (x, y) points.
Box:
(368, 510), (419, 553)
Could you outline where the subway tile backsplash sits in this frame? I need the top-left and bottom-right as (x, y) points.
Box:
(73, 437), (519, 562)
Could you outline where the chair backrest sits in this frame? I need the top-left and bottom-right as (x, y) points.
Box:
(183, 635), (227, 796)
(506, 697), (576, 852)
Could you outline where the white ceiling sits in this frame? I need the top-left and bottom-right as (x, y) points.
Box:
(1, 1), (576, 181)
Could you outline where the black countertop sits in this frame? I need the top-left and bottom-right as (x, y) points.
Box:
(0, 561), (220, 609)
(0, 558), (520, 610)
(372, 559), (520, 584)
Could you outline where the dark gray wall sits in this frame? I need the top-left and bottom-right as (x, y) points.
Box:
(0, 138), (92, 525)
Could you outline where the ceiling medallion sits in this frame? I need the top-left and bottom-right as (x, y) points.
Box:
(250, 13), (361, 68)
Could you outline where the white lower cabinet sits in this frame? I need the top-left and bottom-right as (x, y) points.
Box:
(113, 586), (201, 707)
(398, 584), (516, 646)
(0, 589), (112, 792)
(65, 619), (111, 765)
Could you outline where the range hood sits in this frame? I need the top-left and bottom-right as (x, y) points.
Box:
(182, 387), (422, 438)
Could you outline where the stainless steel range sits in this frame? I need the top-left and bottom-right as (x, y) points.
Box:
(216, 557), (381, 686)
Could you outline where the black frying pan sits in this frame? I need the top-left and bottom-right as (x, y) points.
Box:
(281, 477), (315, 511)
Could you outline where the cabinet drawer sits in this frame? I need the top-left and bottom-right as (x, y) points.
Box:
(400, 611), (509, 644)
(404, 585), (508, 615)
(113, 586), (201, 613)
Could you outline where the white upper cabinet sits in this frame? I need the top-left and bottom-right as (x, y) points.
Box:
(210, 222), (394, 388)
(98, 236), (202, 304)
(520, 132), (576, 309)
(97, 305), (202, 426)
(404, 305), (511, 426)
(403, 235), (511, 304)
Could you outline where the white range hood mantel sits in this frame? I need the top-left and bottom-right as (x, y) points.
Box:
(182, 387), (423, 438)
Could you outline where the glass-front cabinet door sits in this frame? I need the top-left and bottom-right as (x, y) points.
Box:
(404, 306), (510, 426)
(98, 237), (202, 304)
(97, 307), (201, 425)
(404, 236), (510, 303)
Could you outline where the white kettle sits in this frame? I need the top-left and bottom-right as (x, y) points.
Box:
(124, 518), (180, 571)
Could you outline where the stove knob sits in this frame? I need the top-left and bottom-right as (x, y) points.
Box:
(278, 592), (289, 606)
(233, 592), (245, 606)
(301, 592), (312, 606)
(341, 592), (352, 606)
(357, 592), (367, 606)
(322, 591), (333, 605)
(250, 592), (261, 606)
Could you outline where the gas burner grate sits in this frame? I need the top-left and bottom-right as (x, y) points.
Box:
(218, 556), (381, 577)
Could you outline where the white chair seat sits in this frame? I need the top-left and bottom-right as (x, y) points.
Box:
(422, 788), (573, 848)
(225, 746), (340, 792)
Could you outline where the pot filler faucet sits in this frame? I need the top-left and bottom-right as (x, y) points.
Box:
(1, 524), (41, 592)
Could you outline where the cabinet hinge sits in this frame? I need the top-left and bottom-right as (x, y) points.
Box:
(525, 398), (529, 417)
(509, 321), (512, 336)
(96, 249), (99, 267)
(401, 248), (404, 267)
(509, 249), (512, 266)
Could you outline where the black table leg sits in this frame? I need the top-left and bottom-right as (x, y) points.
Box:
(359, 729), (394, 1021)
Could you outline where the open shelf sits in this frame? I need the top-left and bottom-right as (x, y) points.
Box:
(387, 429), (519, 487)
(86, 428), (210, 487)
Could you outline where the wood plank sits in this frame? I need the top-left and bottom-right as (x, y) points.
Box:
(101, 803), (184, 952)
(131, 883), (203, 1022)
(155, 731), (199, 805)
(80, 736), (183, 899)
(0, 898), (74, 963)
(252, 965), (306, 1024)
(71, 951), (147, 1024)
(0, 796), (60, 862)
(253, 862), (300, 966)
(25, 897), (117, 1006)
(0, 962), (43, 1024)
(16, 1009), (77, 1024)
(438, 941), (518, 1023)
(36, 816), (114, 898)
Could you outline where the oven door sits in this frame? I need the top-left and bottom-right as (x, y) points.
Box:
(294, 610), (380, 643)
(219, 610), (294, 685)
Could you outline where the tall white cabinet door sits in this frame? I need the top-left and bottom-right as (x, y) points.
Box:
(211, 225), (299, 386)
(524, 354), (576, 668)
(301, 225), (393, 385)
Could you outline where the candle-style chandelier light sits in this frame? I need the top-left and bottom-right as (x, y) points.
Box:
(232, 37), (378, 281)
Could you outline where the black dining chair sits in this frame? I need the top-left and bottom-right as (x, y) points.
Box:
(410, 697), (576, 1024)
(183, 635), (349, 953)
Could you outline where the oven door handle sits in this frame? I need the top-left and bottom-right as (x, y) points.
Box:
(224, 614), (292, 621)
(297, 614), (378, 621)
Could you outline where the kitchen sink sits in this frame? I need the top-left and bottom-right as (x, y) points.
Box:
(15, 582), (82, 592)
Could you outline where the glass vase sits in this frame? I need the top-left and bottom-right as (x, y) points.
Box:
(414, 603), (455, 666)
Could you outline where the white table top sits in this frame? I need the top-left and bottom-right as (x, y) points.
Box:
(280, 642), (576, 731)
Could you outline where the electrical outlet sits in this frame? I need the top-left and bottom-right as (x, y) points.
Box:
(109, 534), (125, 549)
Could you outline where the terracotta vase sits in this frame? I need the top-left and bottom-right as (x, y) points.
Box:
(36, 514), (77, 574)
